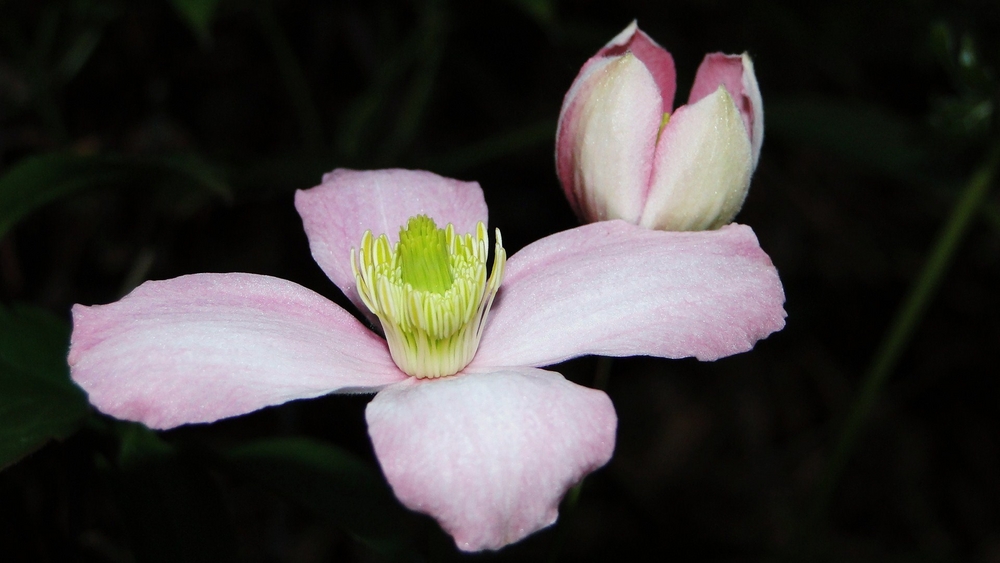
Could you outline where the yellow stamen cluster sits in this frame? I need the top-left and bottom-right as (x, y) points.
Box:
(351, 215), (506, 378)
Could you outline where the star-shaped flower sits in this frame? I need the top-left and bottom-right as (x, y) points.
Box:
(69, 168), (785, 551)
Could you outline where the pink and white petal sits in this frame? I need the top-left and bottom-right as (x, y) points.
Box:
(640, 87), (754, 231)
(740, 54), (764, 167)
(556, 55), (615, 218)
(601, 19), (640, 50)
(688, 53), (764, 166)
(295, 169), (488, 313)
(598, 21), (677, 113)
(472, 221), (785, 368)
(69, 273), (404, 430)
(555, 53), (662, 224)
(366, 367), (616, 552)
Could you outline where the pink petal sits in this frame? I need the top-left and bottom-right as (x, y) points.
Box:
(295, 169), (488, 315)
(366, 367), (616, 552)
(69, 273), (404, 429)
(689, 53), (764, 166)
(473, 221), (785, 368)
(641, 86), (754, 231)
(555, 56), (611, 219)
(555, 54), (662, 223)
(599, 21), (677, 113)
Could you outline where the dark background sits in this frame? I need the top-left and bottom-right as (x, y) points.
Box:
(1, 0), (999, 561)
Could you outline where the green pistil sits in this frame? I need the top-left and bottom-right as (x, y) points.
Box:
(657, 111), (671, 141)
(398, 215), (454, 293)
(352, 216), (507, 379)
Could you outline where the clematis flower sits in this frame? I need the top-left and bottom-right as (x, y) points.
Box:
(68, 168), (785, 551)
(556, 21), (764, 231)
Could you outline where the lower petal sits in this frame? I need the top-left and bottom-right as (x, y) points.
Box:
(69, 273), (404, 429)
(365, 367), (616, 552)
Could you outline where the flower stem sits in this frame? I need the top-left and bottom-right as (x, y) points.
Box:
(811, 141), (1000, 521)
(547, 357), (614, 561)
(545, 482), (582, 563)
(592, 356), (614, 391)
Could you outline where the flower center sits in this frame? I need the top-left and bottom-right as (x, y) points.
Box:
(351, 215), (506, 379)
(398, 215), (453, 293)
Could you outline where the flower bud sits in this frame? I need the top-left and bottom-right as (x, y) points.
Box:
(556, 21), (763, 231)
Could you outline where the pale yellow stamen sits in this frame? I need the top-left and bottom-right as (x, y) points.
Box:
(351, 215), (506, 378)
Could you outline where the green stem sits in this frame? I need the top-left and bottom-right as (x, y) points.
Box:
(812, 142), (1000, 520)
(545, 482), (582, 563)
(254, 0), (323, 151)
(593, 356), (614, 391)
(547, 357), (613, 562)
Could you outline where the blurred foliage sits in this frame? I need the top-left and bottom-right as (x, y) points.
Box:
(113, 423), (241, 563)
(0, 151), (231, 240)
(0, 0), (998, 561)
(224, 437), (417, 555)
(0, 303), (87, 469)
(169, 0), (222, 45)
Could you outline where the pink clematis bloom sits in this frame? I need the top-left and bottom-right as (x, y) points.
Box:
(556, 21), (764, 231)
(68, 168), (785, 551)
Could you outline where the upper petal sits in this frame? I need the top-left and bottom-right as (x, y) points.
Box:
(555, 53), (663, 224)
(472, 220), (785, 368)
(69, 273), (404, 429)
(599, 21), (677, 113)
(640, 86), (754, 231)
(366, 367), (616, 552)
(295, 169), (488, 315)
(688, 53), (764, 167)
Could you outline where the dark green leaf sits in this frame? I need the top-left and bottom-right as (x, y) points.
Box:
(225, 437), (414, 554)
(0, 153), (123, 240)
(0, 152), (232, 240)
(505, 0), (557, 26)
(767, 96), (932, 184)
(420, 119), (556, 174)
(930, 95), (994, 138)
(112, 423), (240, 563)
(117, 419), (174, 468)
(169, 0), (221, 45)
(55, 27), (104, 82)
(54, 0), (122, 83)
(0, 303), (88, 469)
